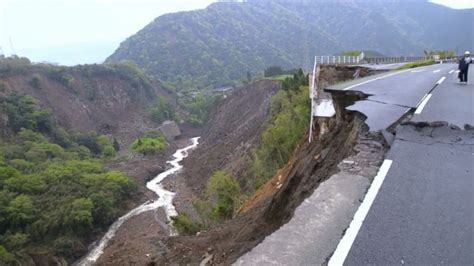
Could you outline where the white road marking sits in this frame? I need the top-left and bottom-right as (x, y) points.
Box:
(415, 93), (429, 108)
(342, 69), (413, 91)
(328, 159), (393, 266)
(455, 70), (460, 74)
(448, 70), (454, 74)
(436, 76), (446, 85)
(433, 69), (440, 73)
(414, 94), (432, 114)
(411, 69), (426, 73)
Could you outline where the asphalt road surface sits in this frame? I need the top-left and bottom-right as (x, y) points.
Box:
(329, 63), (455, 131)
(413, 69), (474, 127)
(236, 63), (473, 265)
(342, 125), (474, 265)
(331, 65), (473, 265)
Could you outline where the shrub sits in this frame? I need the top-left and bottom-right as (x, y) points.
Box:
(248, 84), (310, 189)
(0, 245), (14, 263)
(206, 171), (241, 220)
(29, 74), (42, 89)
(130, 137), (166, 155)
(171, 212), (203, 235)
(264, 66), (284, 77)
(397, 59), (435, 70)
(149, 97), (175, 123)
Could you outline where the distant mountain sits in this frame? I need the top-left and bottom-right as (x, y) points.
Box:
(106, 0), (473, 88)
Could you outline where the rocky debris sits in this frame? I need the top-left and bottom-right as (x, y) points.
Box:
(159, 120), (181, 140)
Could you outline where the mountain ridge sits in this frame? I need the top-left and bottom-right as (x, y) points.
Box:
(106, 0), (473, 88)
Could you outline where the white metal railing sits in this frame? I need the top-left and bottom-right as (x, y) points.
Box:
(314, 52), (441, 65)
(315, 52), (365, 65)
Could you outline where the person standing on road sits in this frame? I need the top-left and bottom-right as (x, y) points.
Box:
(458, 51), (471, 83)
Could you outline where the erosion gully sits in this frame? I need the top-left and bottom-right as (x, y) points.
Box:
(157, 90), (388, 265)
(76, 137), (200, 265)
(78, 67), (392, 266)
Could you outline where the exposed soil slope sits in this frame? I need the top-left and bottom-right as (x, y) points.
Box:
(160, 92), (374, 265)
(93, 67), (383, 265)
(181, 79), (280, 194)
(0, 64), (172, 145)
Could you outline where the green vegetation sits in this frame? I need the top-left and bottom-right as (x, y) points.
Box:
(0, 92), (137, 263)
(149, 96), (175, 123)
(263, 74), (293, 81)
(130, 131), (166, 155)
(106, 1), (469, 89)
(397, 59), (435, 70)
(172, 171), (241, 235)
(0, 57), (154, 101)
(178, 91), (221, 125)
(424, 49), (456, 59)
(340, 50), (362, 56)
(264, 66), (284, 77)
(29, 74), (42, 90)
(205, 171), (241, 220)
(173, 71), (309, 234)
(171, 212), (203, 235)
(248, 74), (310, 189)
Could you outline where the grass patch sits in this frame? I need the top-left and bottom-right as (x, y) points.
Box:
(130, 137), (166, 155)
(262, 74), (293, 81)
(397, 59), (435, 70)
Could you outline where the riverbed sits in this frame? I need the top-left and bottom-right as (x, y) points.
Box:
(77, 137), (200, 265)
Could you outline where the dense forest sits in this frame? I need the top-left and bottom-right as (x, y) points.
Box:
(0, 92), (137, 263)
(107, 0), (473, 89)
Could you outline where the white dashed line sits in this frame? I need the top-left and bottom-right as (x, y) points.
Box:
(415, 94), (432, 114)
(436, 76), (446, 85)
(449, 70), (454, 74)
(433, 69), (440, 73)
(411, 69), (426, 73)
(342, 69), (413, 91)
(328, 159), (393, 266)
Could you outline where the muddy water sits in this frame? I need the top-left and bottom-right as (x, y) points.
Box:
(77, 137), (200, 266)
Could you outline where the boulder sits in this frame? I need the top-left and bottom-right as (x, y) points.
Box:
(159, 120), (181, 140)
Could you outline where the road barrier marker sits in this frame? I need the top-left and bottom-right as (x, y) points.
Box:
(328, 159), (393, 266)
(415, 94), (432, 114)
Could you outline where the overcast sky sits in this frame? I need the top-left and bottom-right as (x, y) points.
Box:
(0, 0), (472, 65)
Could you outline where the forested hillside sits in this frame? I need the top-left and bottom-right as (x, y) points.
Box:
(106, 0), (473, 88)
(0, 57), (176, 264)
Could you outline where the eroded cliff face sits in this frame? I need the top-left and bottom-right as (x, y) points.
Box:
(159, 89), (384, 266)
(94, 66), (385, 266)
(0, 64), (173, 145)
(180, 80), (280, 194)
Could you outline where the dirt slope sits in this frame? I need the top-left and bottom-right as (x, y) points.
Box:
(0, 65), (172, 145)
(180, 79), (280, 194)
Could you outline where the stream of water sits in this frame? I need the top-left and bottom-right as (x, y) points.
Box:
(77, 137), (200, 265)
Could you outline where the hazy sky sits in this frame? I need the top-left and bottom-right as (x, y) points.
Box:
(0, 0), (472, 65)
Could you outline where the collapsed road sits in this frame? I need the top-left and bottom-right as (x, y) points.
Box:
(236, 62), (473, 265)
